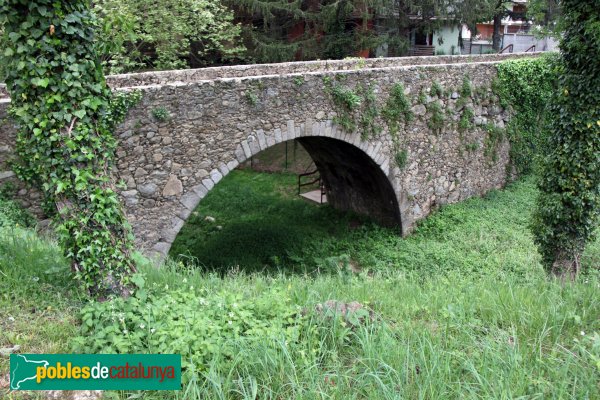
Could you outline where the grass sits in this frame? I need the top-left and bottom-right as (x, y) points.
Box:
(0, 226), (84, 398)
(1, 172), (599, 399)
(133, 266), (600, 400)
(171, 169), (599, 278)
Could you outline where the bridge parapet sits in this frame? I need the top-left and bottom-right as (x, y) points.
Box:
(0, 53), (542, 98)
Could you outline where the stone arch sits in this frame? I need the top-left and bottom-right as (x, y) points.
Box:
(151, 119), (401, 258)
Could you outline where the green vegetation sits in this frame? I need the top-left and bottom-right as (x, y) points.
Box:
(532, 0), (600, 278)
(0, 187), (35, 228)
(94, 0), (244, 72)
(0, 196), (84, 380)
(496, 55), (557, 175)
(170, 171), (365, 272)
(245, 91), (259, 106)
(358, 84), (382, 139)
(382, 82), (413, 135)
(151, 106), (171, 122)
(293, 76), (305, 86)
(458, 106), (474, 132)
(394, 148), (408, 170)
(1, 1), (140, 296)
(460, 76), (472, 98)
(2, 172), (599, 399)
(427, 101), (445, 134)
(483, 122), (506, 163)
(430, 80), (444, 98)
(324, 78), (362, 133)
(171, 170), (599, 277)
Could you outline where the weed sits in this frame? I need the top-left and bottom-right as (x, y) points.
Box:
(459, 107), (475, 132)
(427, 101), (445, 134)
(245, 91), (259, 106)
(151, 107), (170, 122)
(431, 81), (444, 98)
(382, 82), (413, 135)
(394, 148), (408, 169)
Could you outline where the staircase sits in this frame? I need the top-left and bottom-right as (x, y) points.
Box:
(409, 45), (435, 56)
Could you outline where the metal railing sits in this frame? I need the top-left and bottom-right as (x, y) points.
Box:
(298, 169), (326, 204)
(524, 45), (536, 52)
(498, 44), (514, 54)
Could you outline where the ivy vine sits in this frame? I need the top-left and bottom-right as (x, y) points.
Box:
(0, 0), (140, 296)
(495, 55), (557, 175)
(531, 0), (600, 278)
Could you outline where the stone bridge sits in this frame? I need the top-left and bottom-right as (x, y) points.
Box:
(0, 53), (538, 258)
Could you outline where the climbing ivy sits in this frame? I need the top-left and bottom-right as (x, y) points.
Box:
(0, 0), (140, 296)
(531, 0), (600, 278)
(495, 55), (557, 175)
(483, 123), (504, 163)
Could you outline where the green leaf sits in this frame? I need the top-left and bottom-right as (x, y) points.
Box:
(73, 109), (86, 119)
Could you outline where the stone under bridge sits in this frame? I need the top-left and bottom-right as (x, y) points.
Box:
(0, 53), (538, 258)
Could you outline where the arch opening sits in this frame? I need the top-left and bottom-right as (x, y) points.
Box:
(296, 137), (401, 230)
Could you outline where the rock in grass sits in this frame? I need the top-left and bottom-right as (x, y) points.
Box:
(313, 300), (375, 326)
(0, 344), (20, 356)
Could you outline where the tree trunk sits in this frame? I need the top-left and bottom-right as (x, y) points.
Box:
(552, 251), (581, 282)
(492, 13), (503, 51)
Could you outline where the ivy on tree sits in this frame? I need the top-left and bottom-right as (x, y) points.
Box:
(0, 0), (139, 296)
(532, 0), (600, 279)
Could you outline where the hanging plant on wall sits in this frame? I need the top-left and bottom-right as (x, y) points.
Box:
(0, 0), (140, 296)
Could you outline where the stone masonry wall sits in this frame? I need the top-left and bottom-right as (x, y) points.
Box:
(0, 54), (537, 258)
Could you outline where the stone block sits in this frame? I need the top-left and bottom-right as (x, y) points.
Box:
(192, 183), (209, 198)
(180, 191), (200, 211)
(227, 159), (239, 171)
(202, 178), (214, 191)
(274, 128), (283, 143)
(241, 141), (252, 158)
(257, 129), (267, 149)
(210, 169), (223, 184)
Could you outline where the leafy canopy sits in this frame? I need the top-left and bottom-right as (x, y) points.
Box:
(94, 0), (245, 72)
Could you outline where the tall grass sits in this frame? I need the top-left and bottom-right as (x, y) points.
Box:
(125, 263), (600, 399)
(1, 174), (598, 399)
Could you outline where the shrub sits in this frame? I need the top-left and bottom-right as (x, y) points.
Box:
(73, 283), (309, 380)
(0, 197), (35, 228)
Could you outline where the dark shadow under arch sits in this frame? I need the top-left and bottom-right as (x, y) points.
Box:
(297, 137), (402, 231)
